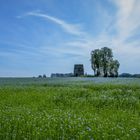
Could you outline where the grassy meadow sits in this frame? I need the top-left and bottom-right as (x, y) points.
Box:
(0, 77), (140, 139)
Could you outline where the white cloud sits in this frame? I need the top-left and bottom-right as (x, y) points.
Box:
(25, 11), (85, 36)
(109, 0), (140, 58)
(112, 0), (140, 40)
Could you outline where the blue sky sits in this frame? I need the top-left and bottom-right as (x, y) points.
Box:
(0, 0), (140, 77)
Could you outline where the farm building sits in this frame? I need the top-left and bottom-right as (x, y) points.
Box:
(74, 64), (84, 76)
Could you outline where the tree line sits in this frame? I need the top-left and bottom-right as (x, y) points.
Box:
(91, 47), (120, 77)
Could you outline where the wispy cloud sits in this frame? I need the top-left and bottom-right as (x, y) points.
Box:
(22, 11), (85, 36)
(17, 3), (140, 57)
(112, 0), (140, 41)
(110, 0), (140, 55)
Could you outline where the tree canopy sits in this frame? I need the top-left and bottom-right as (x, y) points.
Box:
(91, 47), (120, 77)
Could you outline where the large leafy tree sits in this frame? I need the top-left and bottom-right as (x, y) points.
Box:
(91, 47), (120, 77)
(91, 49), (102, 76)
(101, 47), (113, 77)
(113, 60), (120, 77)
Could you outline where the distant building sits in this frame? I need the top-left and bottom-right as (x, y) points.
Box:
(74, 64), (84, 77)
(51, 73), (73, 78)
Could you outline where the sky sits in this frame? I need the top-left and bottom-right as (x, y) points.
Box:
(0, 0), (140, 77)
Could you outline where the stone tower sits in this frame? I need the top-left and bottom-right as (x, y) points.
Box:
(74, 64), (84, 77)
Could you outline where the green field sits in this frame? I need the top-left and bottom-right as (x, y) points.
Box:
(0, 77), (140, 139)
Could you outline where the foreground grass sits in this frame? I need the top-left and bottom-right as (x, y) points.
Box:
(0, 78), (140, 139)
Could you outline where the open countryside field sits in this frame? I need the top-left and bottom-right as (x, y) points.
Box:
(0, 77), (140, 139)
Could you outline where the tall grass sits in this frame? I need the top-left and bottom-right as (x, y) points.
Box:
(0, 78), (140, 139)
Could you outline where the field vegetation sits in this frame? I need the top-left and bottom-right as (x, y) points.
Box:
(0, 77), (140, 139)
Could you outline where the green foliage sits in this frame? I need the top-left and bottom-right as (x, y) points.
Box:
(91, 49), (102, 76)
(0, 78), (140, 139)
(91, 47), (120, 77)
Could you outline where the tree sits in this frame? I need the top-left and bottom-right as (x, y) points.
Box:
(101, 47), (113, 77)
(38, 75), (42, 78)
(91, 47), (120, 77)
(91, 49), (102, 76)
(43, 74), (47, 78)
(113, 60), (120, 77)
